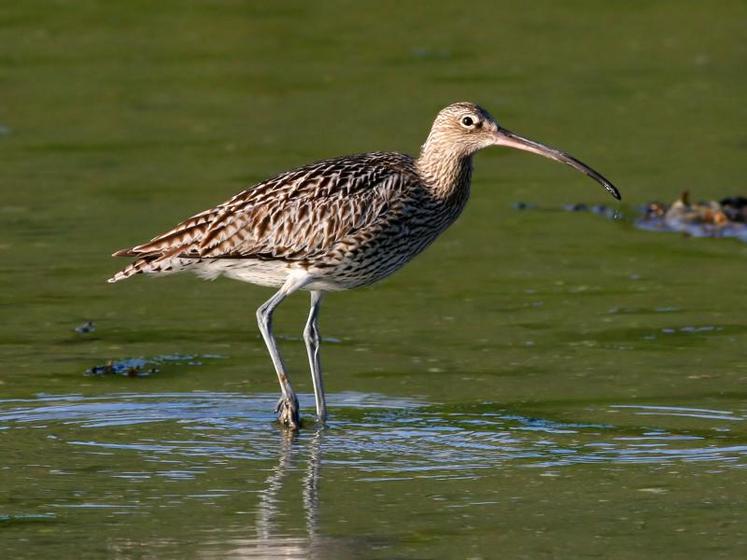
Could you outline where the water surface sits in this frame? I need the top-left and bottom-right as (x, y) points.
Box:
(2, 1), (747, 558)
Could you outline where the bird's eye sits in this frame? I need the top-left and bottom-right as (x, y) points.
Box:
(461, 116), (475, 128)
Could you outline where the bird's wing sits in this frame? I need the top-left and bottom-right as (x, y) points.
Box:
(113, 153), (413, 262)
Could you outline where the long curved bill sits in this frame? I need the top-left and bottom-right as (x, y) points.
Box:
(494, 128), (621, 200)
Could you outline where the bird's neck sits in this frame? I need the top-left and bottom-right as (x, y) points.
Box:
(415, 144), (473, 200)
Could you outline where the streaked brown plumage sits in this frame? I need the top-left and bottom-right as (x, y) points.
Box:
(110, 152), (460, 290)
(110, 102), (620, 429)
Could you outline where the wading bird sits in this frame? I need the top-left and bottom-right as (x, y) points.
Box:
(110, 102), (620, 429)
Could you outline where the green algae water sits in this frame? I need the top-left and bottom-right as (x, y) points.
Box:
(2, 1), (747, 558)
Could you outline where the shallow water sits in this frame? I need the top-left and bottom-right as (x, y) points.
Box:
(3, 391), (747, 558)
(2, 1), (747, 558)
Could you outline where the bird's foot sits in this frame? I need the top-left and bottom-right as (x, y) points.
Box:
(275, 394), (301, 430)
(316, 409), (328, 426)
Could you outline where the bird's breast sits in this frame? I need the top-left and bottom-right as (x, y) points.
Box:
(304, 187), (471, 289)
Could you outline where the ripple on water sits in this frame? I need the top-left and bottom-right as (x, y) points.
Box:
(0, 392), (745, 481)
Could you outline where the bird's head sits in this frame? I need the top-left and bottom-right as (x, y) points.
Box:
(423, 102), (620, 200)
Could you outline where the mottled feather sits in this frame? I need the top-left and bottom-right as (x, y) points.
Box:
(109, 152), (430, 283)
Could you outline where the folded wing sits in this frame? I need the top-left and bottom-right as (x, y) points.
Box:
(110, 153), (412, 282)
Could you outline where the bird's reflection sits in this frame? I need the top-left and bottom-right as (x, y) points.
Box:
(302, 428), (322, 541)
(249, 427), (324, 558)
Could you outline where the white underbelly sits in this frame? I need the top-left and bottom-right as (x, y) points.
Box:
(188, 258), (346, 291)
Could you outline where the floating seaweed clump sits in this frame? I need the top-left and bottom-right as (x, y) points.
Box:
(86, 354), (224, 377)
(513, 192), (747, 242)
(637, 192), (747, 240)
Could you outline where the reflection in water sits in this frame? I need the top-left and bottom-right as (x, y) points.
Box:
(303, 429), (322, 543)
(254, 430), (294, 546)
(248, 429), (323, 559)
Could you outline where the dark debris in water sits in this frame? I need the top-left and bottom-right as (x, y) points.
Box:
(74, 321), (95, 334)
(512, 191), (747, 242)
(512, 201), (623, 220)
(511, 201), (537, 211)
(87, 358), (157, 377)
(562, 202), (622, 220)
(86, 354), (224, 378)
(637, 191), (747, 240)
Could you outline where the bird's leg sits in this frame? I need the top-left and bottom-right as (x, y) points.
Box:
(256, 273), (310, 430)
(303, 290), (327, 423)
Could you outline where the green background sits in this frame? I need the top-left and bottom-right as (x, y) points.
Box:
(1, 2), (746, 558)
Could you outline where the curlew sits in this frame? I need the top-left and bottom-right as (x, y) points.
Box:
(110, 102), (620, 429)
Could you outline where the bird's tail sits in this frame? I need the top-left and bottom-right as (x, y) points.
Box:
(107, 256), (158, 283)
(108, 246), (194, 283)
